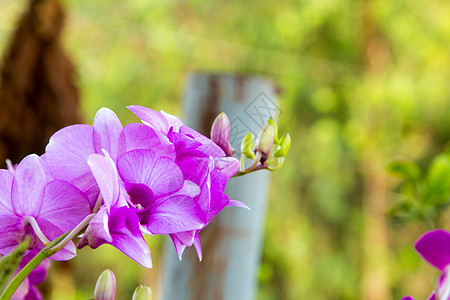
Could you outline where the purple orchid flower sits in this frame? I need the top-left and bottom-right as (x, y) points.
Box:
(45, 107), (174, 209)
(128, 105), (239, 179)
(128, 106), (247, 260)
(77, 153), (152, 268)
(0, 154), (90, 261)
(413, 229), (450, 300)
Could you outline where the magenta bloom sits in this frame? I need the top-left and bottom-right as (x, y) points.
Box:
(128, 106), (245, 260)
(0, 154), (90, 260)
(77, 154), (151, 268)
(414, 229), (450, 299)
(45, 107), (173, 208)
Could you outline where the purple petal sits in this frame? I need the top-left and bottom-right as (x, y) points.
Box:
(160, 110), (184, 132)
(179, 126), (225, 157)
(119, 123), (175, 160)
(193, 232), (202, 261)
(170, 234), (187, 261)
(107, 207), (152, 268)
(227, 200), (250, 210)
(428, 292), (436, 300)
(169, 231), (195, 261)
(78, 208), (112, 248)
(34, 218), (77, 261)
(45, 124), (96, 183)
(401, 297), (414, 300)
(214, 157), (240, 179)
(415, 229), (450, 270)
(0, 215), (24, 256)
(145, 195), (205, 234)
(117, 149), (183, 197)
(88, 154), (122, 209)
(39, 154), (54, 181)
(128, 105), (170, 134)
(24, 286), (42, 300)
(79, 207), (152, 268)
(12, 155), (46, 217)
(93, 108), (123, 161)
(38, 180), (90, 232)
(0, 169), (13, 214)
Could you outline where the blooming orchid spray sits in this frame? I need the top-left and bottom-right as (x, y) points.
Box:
(0, 105), (290, 299)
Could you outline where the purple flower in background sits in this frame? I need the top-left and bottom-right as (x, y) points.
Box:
(0, 154), (90, 261)
(401, 293), (436, 300)
(414, 229), (450, 300)
(11, 249), (51, 300)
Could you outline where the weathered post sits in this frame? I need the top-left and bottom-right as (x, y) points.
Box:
(161, 73), (280, 300)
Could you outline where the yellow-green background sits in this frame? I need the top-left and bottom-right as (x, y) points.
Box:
(1, 0), (450, 299)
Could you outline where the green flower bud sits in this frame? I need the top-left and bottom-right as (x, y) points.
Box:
(132, 285), (152, 300)
(268, 156), (285, 171)
(267, 118), (279, 144)
(273, 133), (291, 157)
(240, 132), (255, 159)
(94, 269), (116, 300)
(255, 124), (274, 163)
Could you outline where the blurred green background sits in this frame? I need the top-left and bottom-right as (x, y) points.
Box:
(1, 0), (450, 299)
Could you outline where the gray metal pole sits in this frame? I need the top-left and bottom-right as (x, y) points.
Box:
(161, 73), (280, 300)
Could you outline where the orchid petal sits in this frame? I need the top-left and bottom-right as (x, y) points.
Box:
(35, 218), (77, 261)
(214, 156), (240, 179)
(78, 208), (112, 249)
(39, 180), (90, 233)
(0, 169), (13, 215)
(93, 108), (123, 161)
(145, 195), (205, 234)
(415, 229), (450, 271)
(227, 200), (250, 210)
(88, 154), (121, 209)
(193, 232), (202, 261)
(117, 149), (183, 197)
(0, 215), (23, 256)
(128, 105), (170, 134)
(107, 207), (152, 268)
(119, 123), (175, 160)
(179, 126), (225, 157)
(160, 110), (184, 132)
(12, 154), (46, 217)
(46, 124), (96, 183)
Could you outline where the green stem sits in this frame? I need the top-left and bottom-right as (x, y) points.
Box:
(0, 232), (69, 300)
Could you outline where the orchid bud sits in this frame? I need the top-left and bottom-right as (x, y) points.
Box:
(255, 124), (274, 163)
(268, 157), (285, 171)
(132, 285), (152, 300)
(267, 118), (279, 144)
(94, 269), (116, 300)
(240, 132), (255, 159)
(273, 133), (291, 157)
(211, 112), (235, 156)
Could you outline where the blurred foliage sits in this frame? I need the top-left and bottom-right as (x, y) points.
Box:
(388, 149), (450, 226)
(1, 0), (450, 299)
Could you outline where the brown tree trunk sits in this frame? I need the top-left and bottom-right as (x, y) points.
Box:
(0, 0), (81, 167)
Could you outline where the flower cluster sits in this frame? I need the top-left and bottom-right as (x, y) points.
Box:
(0, 105), (245, 270)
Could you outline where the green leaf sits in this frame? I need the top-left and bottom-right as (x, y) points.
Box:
(426, 154), (450, 196)
(386, 160), (421, 182)
(0, 238), (30, 291)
